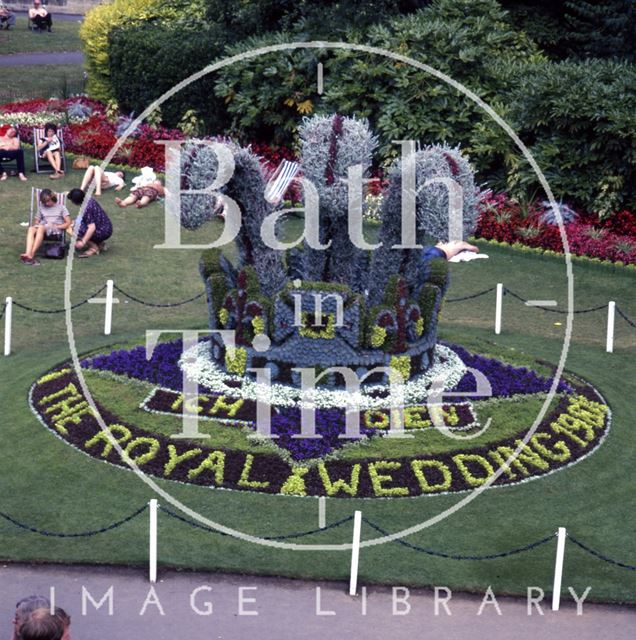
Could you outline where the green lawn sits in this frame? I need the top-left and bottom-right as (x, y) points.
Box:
(0, 64), (86, 103)
(1, 18), (82, 54)
(1, 152), (635, 602)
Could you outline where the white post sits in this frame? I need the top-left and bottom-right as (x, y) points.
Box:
(349, 510), (362, 596)
(104, 279), (114, 336)
(318, 496), (326, 529)
(606, 301), (615, 353)
(149, 499), (158, 583)
(495, 283), (503, 335)
(552, 527), (567, 611)
(3, 297), (12, 357)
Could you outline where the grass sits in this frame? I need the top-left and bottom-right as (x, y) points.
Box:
(1, 153), (636, 602)
(0, 64), (86, 103)
(1, 19), (82, 54)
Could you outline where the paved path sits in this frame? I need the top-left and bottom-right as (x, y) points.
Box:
(0, 51), (84, 66)
(0, 11), (83, 66)
(0, 563), (634, 640)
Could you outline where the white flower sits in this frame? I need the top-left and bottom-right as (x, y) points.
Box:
(179, 343), (467, 410)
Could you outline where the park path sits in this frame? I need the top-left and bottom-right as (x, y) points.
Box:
(0, 51), (84, 66)
(0, 11), (83, 66)
(0, 563), (634, 640)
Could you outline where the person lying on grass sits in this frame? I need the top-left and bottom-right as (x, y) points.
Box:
(36, 123), (64, 179)
(67, 188), (113, 258)
(21, 189), (72, 266)
(115, 179), (164, 209)
(79, 165), (126, 196)
(0, 126), (27, 182)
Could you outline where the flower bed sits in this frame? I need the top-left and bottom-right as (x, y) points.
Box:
(30, 361), (611, 498)
(475, 192), (636, 265)
(81, 340), (571, 402)
(0, 98), (297, 174)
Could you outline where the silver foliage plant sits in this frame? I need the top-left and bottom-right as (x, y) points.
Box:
(178, 139), (222, 231)
(413, 143), (479, 242)
(178, 116), (479, 301)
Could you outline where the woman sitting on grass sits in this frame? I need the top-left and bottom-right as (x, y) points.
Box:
(79, 165), (126, 196)
(115, 179), (164, 209)
(67, 188), (113, 258)
(20, 188), (72, 266)
(36, 123), (64, 179)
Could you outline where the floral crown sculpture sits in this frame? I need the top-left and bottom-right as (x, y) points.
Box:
(179, 114), (479, 388)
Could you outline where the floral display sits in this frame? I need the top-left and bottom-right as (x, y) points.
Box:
(30, 363), (611, 498)
(476, 192), (636, 266)
(83, 340), (469, 409)
(142, 386), (478, 461)
(0, 97), (297, 173)
(82, 340), (570, 407)
(446, 344), (573, 398)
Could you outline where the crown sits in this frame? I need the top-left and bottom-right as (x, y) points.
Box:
(180, 115), (479, 388)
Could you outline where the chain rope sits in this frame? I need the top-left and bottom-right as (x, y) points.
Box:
(0, 504), (147, 538)
(112, 285), (206, 308)
(363, 518), (555, 560)
(567, 534), (636, 571)
(10, 285), (107, 314)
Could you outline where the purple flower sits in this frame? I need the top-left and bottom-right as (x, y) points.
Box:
(445, 344), (573, 400)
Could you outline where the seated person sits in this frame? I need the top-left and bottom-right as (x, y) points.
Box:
(36, 122), (64, 178)
(0, 126), (27, 181)
(67, 188), (113, 258)
(79, 165), (126, 196)
(21, 189), (72, 266)
(0, 1), (16, 29)
(115, 179), (165, 209)
(28, 0), (52, 32)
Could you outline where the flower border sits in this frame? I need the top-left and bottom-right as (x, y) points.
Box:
(28, 360), (612, 500)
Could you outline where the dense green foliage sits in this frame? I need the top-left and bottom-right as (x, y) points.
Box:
(108, 23), (230, 134)
(104, 0), (427, 131)
(215, 0), (544, 154)
(501, 0), (636, 61)
(80, 0), (202, 101)
(81, 0), (636, 213)
(473, 59), (636, 213)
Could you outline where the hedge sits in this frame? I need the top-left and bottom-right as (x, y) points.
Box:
(108, 23), (230, 134)
(80, 0), (204, 102)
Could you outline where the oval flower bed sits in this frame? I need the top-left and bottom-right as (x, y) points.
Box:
(28, 342), (609, 499)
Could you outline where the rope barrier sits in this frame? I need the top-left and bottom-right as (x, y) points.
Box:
(0, 504), (147, 538)
(446, 287), (496, 302)
(112, 285), (206, 308)
(616, 306), (636, 330)
(362, 518), (555, 560)
(2, 499), (636, 577)
(3, 283), (631, 318)
(11, 285), (107, 314)
(0, 301), (5, 321)
(503, 289), (608, 314)
(159, 505), (354, 540)
(567, 534), (636, 571)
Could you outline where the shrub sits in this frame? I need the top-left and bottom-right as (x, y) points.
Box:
(214, 0), (543, 152)
(475, 59), (636, 214)
(108, 22), (230, 133)
(80, 0), (201, 102)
